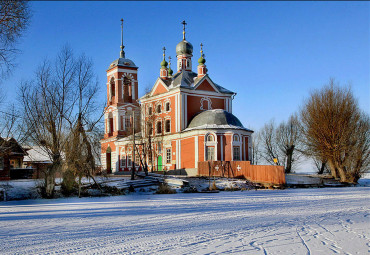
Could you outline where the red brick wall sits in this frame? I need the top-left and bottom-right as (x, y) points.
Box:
(181, 137), (195, 169)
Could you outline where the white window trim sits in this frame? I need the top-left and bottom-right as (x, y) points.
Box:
(156, 119), (163, 136)
(204, 133), (217, 161)
(164, 117), (171, 134)
(164, 99), (171, 113)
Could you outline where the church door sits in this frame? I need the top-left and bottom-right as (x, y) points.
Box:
(106, 152), (112, 173)
(157, 156), (163, 171)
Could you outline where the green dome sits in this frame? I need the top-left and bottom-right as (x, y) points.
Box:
(160, 59), (168, 68)
(198, 56), (206, 65)
(168, 67), (173, 76)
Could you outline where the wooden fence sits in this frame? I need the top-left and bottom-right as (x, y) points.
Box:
(198, 161), (286, 185)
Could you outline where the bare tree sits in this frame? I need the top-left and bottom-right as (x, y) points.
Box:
(62, 53), (104, 196)
(251, 131), (262, 165)
(0, 0), (31, 79)
(276, 114), (301, 173)
(300, 79), (370, 183)
(20, 47), (75, 198)
(260, 120), (282, 166)
(260, 116), (301, 173)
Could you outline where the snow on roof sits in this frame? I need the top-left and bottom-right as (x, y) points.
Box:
(23, 146), (52, 163)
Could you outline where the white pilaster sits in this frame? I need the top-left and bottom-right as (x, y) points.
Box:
(195, 136), (198, 168)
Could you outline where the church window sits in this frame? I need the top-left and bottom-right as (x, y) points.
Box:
(147, 123), (153, 136)
(207, 134), (214, 142)
(108, 117), (114, 135)
(135, 154), (140, 166)
(148, 106), (153, 115)
(121, 155), (126, 167)
(125, 116), (131, 129)
(165, 119), (171, 133)
(156, 121), (162, 134)
(233, 147), (241, 161)
(127, 155), (132, 167)
(206, 147), (215, 161)
(166, 148), (171, 164)
(233, 135), (240, 142)
(120, 116), (124, 130)
(110, 79), (115, 98)
(165, 102), (170, 112)
(156, 104), (162, 113)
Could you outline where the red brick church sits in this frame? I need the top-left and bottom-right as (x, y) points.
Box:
(101, 21), (253, 175)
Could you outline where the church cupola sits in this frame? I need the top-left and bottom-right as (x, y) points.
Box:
(197, 43), (207, 78)
(160, 47), (169, 79)
(168, 56), (173, 77)
(176, 20), (193, 72)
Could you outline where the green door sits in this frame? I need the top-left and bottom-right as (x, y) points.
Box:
(157, 155), (163, 171)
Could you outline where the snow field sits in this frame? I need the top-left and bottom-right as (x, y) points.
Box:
(0, 187), (369, 254)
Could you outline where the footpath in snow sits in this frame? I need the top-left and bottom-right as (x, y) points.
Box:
(0, 186), (369, 254)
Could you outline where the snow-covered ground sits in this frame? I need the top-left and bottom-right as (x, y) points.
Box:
(0, 186), (369, 254)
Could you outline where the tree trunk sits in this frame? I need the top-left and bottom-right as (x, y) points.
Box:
(318, 161), (326, 175)
(328, 160), (338, 179)
(44, 170), (55, 199)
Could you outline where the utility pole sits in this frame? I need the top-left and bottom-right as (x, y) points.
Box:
(131, 113), (135, 180)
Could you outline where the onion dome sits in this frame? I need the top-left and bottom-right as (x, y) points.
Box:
(161, 59), (168, 68)
(161, 47), (168, 68)
(176, 40), (193, 56)
(198, 43), (206, 65)
(198, 56), (206, 65)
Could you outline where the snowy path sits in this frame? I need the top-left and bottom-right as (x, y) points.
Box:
(0, 188), (369, 254)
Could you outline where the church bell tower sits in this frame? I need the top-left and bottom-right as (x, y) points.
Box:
(104, 19), (140, 139)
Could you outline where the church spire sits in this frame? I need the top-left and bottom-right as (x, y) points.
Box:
(120, 18), (125, 58)
(160, 47), (169, 79)
(197, 43), (207, 78)
(168, 56), (173, 77)
(181, 20), (187, 40)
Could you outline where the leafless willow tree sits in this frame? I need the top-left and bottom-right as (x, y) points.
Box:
(300, 79), (370, 183)
(62, 53), (104, 196)
(0, 0), (31, 80)
(260, 121), (282, 165)
(20, 58), (71, 198)
(260, 116), (301, 173)
(20, 46), (103, 198)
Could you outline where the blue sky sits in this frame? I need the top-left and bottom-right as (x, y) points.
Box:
(2, 1), (369, 130)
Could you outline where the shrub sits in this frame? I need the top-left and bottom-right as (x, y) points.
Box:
(156, 183), (176, 194)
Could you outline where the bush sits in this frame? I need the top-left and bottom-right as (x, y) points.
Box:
(61, 170), (78, 196)
(156, 183), (176, 194)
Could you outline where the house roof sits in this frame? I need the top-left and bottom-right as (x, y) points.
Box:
(23, 146), (53, 163)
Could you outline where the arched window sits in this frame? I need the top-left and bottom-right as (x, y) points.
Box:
(148, 106), (153, 115)
(165, 102), (170, 112)
(233, 135), (240, 142)
(110, 79), (115, 97)
(147, 123), (153, 136)
(156, 104), (162, 114)
(156, 121), (162, 134)
(207, 134), (214, 142)
(165, 119), (171, 133)
(123, 76), (131, 98)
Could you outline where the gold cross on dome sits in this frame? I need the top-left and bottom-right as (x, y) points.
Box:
(181, 20), (187, 40)
(162, 47), (166, 60)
